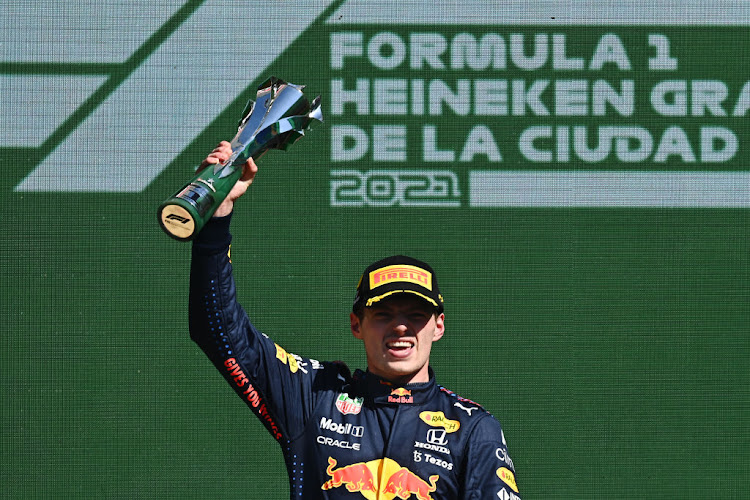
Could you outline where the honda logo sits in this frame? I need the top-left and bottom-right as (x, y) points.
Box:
(426, 428), (447, 446)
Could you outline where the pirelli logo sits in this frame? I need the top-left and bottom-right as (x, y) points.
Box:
(369, 265), (432, 290)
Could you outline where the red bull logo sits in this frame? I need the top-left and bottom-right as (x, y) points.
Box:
(322, 457), (377, 494)
(388, 387), (413, 404)
(383, 468), (439, 500)
(321, 457), (439, 500)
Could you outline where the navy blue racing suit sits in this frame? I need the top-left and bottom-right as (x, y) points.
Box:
(189, 215), (521, 500)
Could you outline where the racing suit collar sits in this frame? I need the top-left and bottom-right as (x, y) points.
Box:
(353, 368), (439, 406)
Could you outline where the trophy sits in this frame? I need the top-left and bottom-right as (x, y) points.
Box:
(158, 76), (323, 241)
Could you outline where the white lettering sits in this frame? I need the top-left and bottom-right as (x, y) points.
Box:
(334, 32), (667, 73)
(496, 447), (516, 472)
(331, 78), (370, 116)
(653, 126), (696, 162)
(331, 78), (637, 118)
(651, 80), (748, 117)
(733, 82), (750, 116)
(701, 127), (738, 162)
(651, 80), (687, 116)
(317, 435), (361, 451)
(368, 32), (406, 69)
(410, 33), (446, 69)
(424, 453), (453, 471)
(451, 33), (506, 70)
(423, 126), (456, 162)
(459, 124), (503, 162)
(373, 125), (407, 161)
(512, 79), (550, 116)
(414, 441), (451, 455)
(474, 79), (509, 116)
(519, 126), (553, 162)
(319, 417), (364, 437)
(552, 34), (584, 70)
(592, 80), (634, 116)
(374, 79), (408, 115)
(574, 126), (610, 162)
(411, 79), (425, 115)
(613, 126), (654, 162)
(331, 125), (369, 161)
(590, 34), (631, 70)
(331, 32), (363, 70)
(555, 79), (589, 115)
(519, 126), (734, 164)
(691, 80), (728, 117)
(429, 79), (471, 116)
(510, 33), (547, 70)
(331, 169), (461, 207)
(648, 34), (678, 70)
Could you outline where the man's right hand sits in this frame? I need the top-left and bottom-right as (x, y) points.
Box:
(198, 141), (259, 218)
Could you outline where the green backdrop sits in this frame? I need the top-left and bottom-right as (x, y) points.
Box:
(2, 1), (748, 498)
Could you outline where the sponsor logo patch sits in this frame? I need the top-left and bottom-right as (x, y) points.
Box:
(370, 265), (432, 290)
(419, 411), (460, 433)
(496, 447), (515, 472)
(275, 344), (299, 373)
(496, 467), (519, 493)
(388, 387), (414, 404)
(413, 450), (454, 471)
(317, 435), (361, 451)
(322, 457), (439, 500)
(320, 417), (364, 438)
(336, 393), (364, 415)
(414, 428), (451, 455)
(497, 489), (522, 500)
(453, 402), (477, 416)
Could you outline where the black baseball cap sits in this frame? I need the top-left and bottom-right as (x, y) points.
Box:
(353, 255), (444, 314)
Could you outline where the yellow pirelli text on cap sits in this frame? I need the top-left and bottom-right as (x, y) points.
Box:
(419, 411), (460, 433)
(370, 265), (432, 290)
(497, 467), (519, 493)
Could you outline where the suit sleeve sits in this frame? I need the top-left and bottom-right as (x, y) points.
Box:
(188, 215), (325, 442)
(461, 414), (521, 500)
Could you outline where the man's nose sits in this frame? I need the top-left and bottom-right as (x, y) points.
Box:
(392, 316), (409, 335)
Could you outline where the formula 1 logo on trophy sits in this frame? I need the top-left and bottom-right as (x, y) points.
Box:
(158, 76), (323, 241)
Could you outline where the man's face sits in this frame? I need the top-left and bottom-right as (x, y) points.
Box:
(350, 294), (445, 385)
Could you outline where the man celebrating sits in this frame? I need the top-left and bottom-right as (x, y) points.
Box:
(188, 142), (521, 499)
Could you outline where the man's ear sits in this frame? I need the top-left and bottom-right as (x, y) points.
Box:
(432, 313), (445, 342)
(350, 312), (363, 340)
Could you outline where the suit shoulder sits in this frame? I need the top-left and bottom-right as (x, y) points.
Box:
(437, 385), (492, 418)
(317, 360), (351, 381)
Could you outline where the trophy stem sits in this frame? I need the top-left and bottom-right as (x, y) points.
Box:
(157, 76), (322, 241)
(157, 165), (242, 241)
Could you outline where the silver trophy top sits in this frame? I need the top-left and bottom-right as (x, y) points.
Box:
(215, 77), (323, 178)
